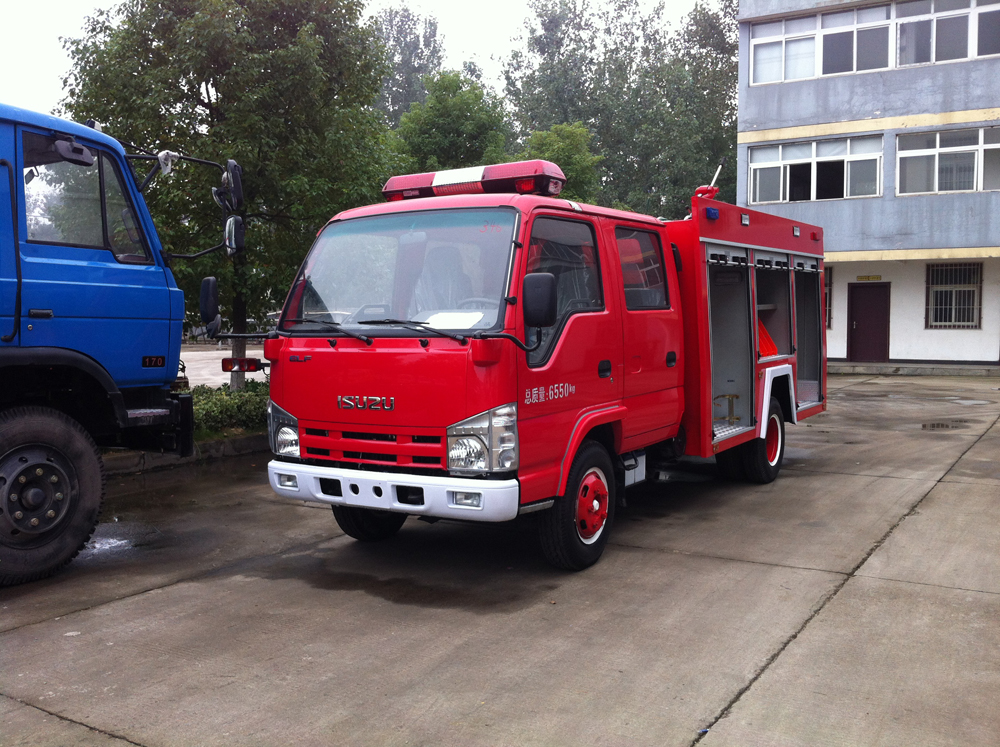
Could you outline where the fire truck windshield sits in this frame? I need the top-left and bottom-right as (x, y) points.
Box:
(281, 208), (518, 334)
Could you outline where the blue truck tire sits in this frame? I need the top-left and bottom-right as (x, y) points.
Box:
(0, 407), (105, 586)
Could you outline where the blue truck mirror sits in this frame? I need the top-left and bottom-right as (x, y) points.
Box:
(200, 277), (219, 324)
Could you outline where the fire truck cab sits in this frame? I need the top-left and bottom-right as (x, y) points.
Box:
(259, 160), (826, 570)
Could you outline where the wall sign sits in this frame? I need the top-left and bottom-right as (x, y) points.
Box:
(856, 275), (882, 281)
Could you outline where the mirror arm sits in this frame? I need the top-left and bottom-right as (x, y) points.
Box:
(163, 242), (225, 261)
(473, 330), (542, 353)
(139, 162), (161, 193)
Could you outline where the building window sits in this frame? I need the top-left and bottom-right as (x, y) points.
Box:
(749, 136), (883, 204)
(925, 263), (982, 328)
(749, 0), (1000, 85)
(897, 126), (1000, 194)
(825, 267), (833, 329)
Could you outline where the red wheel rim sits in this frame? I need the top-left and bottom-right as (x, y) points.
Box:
(576, 468), (609, 543)
(765, 413), (781, 466)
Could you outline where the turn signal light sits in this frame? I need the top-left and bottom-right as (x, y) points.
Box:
(222, 357), (268, 372)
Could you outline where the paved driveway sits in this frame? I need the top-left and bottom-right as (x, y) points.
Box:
(1, 375), (998, 746)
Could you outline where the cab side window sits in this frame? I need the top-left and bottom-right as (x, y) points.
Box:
(615, 228), (668, 310)
(22, 132), (151, 264)
(525, 217), (603, 365)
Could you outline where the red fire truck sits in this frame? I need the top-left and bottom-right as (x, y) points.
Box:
(223, 160), (826, 570)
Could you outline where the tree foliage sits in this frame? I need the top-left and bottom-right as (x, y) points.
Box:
(504, 0), (738, 216)
(395, 71), (513, 172)
(61, 0), (398, 341)
(519, 122), (601, 203)
(373, 5), (444, 127)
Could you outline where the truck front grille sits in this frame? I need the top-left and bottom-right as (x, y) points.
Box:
(299, 424), (446, 470)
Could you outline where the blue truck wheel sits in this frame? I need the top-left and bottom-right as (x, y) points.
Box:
(0, 407), (105, 586)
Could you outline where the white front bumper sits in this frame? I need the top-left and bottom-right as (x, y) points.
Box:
(268, 460), (521, 522)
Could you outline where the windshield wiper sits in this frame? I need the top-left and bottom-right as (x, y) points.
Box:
(358, 318), (468, 345)
(282, 317), (372, 345)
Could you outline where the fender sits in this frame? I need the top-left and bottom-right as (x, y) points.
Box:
(556, 404), (627, 496)
(0, 347), (127, 426)
(757, 364), (796, 438)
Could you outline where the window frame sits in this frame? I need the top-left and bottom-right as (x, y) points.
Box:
(21, 129), (153, 264)
(896, 126), (1000, 195)
(748, 0), (1000, 87)
(924, 262), (983, 329)
(748, 136), (884, 205)
(614, 226), (670, 311)
(524, 214), (605, 368)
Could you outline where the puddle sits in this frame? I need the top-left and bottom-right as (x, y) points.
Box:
(920, 421), (972, 430)
(85, 538), (132, 553)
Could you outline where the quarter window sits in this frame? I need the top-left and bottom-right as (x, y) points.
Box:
(615, 228), (669, 310)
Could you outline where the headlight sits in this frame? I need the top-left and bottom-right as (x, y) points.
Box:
(268, 400), (299, 458)
(447, 403), (518, 473)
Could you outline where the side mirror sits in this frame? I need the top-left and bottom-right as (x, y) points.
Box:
(224, 215), (245, 256)
(522, 272), (557, 328)
(224, 160), (244, 212)
(200, 276), (219, 324)
(54, 139), (94, 167)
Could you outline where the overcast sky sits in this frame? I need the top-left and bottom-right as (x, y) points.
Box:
(0, 0), (699, 117)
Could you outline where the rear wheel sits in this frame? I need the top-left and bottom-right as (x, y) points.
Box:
(332, 506), (407, 541)
(0, 407), (105, 586)
(742, 397), (785, 484)
(538, 440), (616, 570)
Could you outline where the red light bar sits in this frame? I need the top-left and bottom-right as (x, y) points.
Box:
(222, 357), (268, 372)
(382, 160), (566, 201)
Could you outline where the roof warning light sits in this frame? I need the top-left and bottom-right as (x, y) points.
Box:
(382, 160), (566, 201)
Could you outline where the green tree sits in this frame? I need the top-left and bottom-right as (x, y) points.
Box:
(395, 71), (513, 172)
(374, 5), (444, 127)
(519, 122), (601, 203)
(504, 0), (738, 217)
(61, 0), (398, 385)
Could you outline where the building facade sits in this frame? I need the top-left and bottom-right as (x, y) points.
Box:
(736, 0), (1000, 362)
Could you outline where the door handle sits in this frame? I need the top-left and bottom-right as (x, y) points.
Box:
(666, 351), (677, 367)
(598, 360), (612, 378)
(28, 309), (53, 319)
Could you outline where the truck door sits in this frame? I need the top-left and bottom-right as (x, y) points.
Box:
(517, 214), (623, 495)
(17, 128), (170, 386)
(0, 122), (15, 346)
(610, 222), (683, 442)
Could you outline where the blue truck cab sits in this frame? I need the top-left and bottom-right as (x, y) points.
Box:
(0, 104), (242, 585)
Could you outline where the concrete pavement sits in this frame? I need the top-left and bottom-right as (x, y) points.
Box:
(1, 375), (999, 746)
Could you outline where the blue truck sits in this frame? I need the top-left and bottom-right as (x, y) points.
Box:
(0, 103), (243, 585)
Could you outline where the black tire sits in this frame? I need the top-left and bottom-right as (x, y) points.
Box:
(742, 396), (786, 484)
(715, 446), (747, 480)
(0, 407), (105, 586)
(332, 506), (407, 541)
(538, 440), (616, 571)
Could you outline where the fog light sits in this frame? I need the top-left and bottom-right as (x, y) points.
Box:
(277, 474), (298, 489)
(452, 491), (482, 508)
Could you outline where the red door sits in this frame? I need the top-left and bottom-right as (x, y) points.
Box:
(607, 220), (683, 445)
(848, 282), (890, 362)
(516, 213), (623, 502)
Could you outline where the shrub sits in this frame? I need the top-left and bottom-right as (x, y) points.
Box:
(191, 380), (269, 434)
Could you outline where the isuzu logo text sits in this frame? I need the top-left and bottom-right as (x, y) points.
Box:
(338, 396), (395, 411)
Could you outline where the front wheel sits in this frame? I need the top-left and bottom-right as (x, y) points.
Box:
(0, 407), (105, 586)
(332, 506), (407, 541)
(538, 440), (616, 570)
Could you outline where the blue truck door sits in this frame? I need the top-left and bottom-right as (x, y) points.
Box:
(17, 128), (171, 386)
(0, 121), (16, 345)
